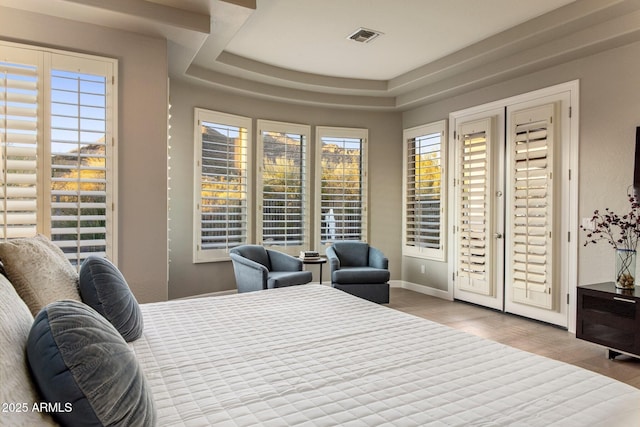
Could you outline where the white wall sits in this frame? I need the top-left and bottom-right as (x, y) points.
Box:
(168, 79), (402, 299)
(0, 8), (169, 303)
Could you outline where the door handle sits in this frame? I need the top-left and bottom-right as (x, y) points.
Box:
(495, 232), (503, 239)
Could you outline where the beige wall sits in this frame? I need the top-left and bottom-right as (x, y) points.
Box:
(0, 8), (169, 303)
(168, 79), (402, 299)
(6, 6), (638, 303)
(402, 39), (640, 294)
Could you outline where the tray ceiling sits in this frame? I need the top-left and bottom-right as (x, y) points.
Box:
(2, 0), (640, 110)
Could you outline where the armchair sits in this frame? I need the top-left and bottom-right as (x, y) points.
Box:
(229, 245), (312, 293)
(326, 241), (390, 303)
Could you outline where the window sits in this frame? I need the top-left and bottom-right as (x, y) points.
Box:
(193, 109), (251, 262)
(257, 120), (310, 253)
(316, 126), (367, 249)
(403, 121), (446, 261)
(0, 41), (117, 267)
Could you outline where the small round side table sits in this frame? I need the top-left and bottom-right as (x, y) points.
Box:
(300, 257), (328, 284)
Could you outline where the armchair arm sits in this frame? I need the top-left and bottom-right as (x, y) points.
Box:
(325, 246), (341, 278)
(230, 253), (268, 292)
(369, 247), (388, 270)
(267, 249), (303, 271)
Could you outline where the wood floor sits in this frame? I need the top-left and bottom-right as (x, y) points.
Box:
(387, 287), (640, 389)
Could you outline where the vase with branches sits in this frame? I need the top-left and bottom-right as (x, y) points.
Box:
(581, 192), (640, 289)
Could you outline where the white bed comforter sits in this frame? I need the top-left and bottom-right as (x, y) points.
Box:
(131, 285), (640, 426)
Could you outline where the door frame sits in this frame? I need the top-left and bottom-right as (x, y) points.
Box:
(447, 80), (579, 331)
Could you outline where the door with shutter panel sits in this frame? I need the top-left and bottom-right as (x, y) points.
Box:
(454, 114), (504, 310)
(452, 93), (571, 327)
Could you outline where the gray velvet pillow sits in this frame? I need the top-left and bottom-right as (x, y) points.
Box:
(79, 256), (143, 342)
(27, 300), (155, 427)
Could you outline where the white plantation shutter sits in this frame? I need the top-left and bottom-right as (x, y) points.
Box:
(194, 109), (250, 262)
(508, 104), (554, 309)
(257, 121), (309, 251)
(49, 68), (110, 265)
(456, 118), (493, 296)
(403, 121), (445, 260)
(452, 85), (574, 326)
(0, 42), (117, 267)
(0, 54), (39, 239)
(316, 127), (368, 247)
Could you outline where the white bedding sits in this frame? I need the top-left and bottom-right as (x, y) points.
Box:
(131, 285), (640, 426)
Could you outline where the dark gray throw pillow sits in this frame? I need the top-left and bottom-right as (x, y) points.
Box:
(79, 256), (143, 342)
(27, 300), (155, 427)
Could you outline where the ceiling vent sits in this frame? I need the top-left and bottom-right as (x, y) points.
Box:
(347, 27), (383, 43)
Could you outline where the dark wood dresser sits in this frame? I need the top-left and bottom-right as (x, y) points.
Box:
(576, 282), (640, 359)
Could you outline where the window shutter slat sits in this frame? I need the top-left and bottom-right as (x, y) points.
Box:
(403, 121), (446, 260)
(405, 132), (442, 251)
(508, 104), (555, 310)
(49, 69), (109, 267)
(320, 133), (366, 244)
(456, 119), (493, 296)
(196, 116), (249, 256)
(0, 59), (39, 240)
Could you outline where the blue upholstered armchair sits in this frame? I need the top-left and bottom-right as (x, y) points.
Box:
(229, 245), (312, 293)
(325, 241), (390, 303)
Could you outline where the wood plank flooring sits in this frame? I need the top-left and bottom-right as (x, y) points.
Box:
(387, 287), (640, 389)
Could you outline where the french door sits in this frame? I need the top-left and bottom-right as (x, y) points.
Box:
(452, 89), (574, 328)
(454, 110), (504, 311)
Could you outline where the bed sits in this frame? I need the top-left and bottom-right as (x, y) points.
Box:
(131, 285), (640, 426)
(1, 235), (639, 426)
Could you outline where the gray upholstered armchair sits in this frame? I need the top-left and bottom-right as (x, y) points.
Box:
(326, 241), (390, 303)
(229, 245), (312, 293)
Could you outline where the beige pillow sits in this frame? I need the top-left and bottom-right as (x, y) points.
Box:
(0, 235), (80, 315)
(0, 274), (57, 426)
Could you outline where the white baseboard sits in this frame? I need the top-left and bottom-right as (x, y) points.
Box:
(173, 289), (237, 300)
(390, 280), (453, 301)
(178, 281), (452, 301)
